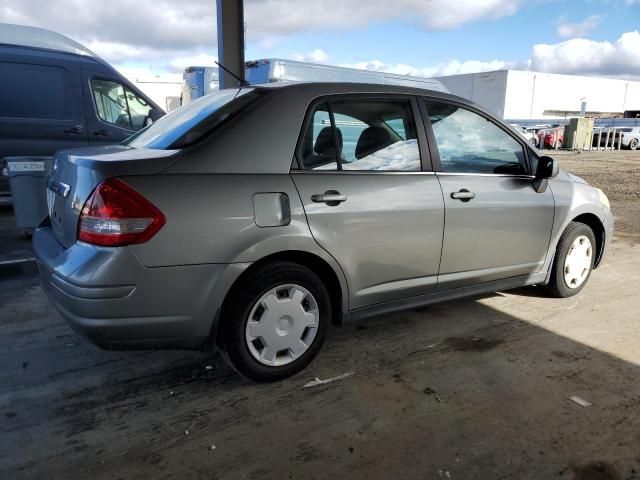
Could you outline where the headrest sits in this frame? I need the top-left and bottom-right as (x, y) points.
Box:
(355, 126), (392, 159)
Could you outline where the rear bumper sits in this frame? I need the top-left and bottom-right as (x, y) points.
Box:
(33, 223), (248, 350)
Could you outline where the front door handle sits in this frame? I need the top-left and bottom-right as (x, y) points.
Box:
(92, 129), (109, 137)
(451, 189), (475, 202)
(64, 124), (84, 135)
(311, 190), (347, 206)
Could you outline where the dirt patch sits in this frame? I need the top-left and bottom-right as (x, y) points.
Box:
(555, 150), (640, 236)
(443, 336), (503, 352)
(571, 461), (622, 480)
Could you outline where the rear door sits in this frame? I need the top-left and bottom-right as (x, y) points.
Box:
(0, 52), (87, 157)
(82, 71), (154, 145)
(292, 96), (445, 310)
(421, 98), (555, 290)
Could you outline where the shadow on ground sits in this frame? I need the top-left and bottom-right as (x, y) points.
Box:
(1, 240), (639, 480)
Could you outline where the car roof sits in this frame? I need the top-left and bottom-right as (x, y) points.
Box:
(0, 23), (96, 57)
(250, 81), (472, 105)
(245, 81), (499, 120)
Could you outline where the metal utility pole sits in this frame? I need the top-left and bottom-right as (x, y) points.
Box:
(216, 0), (245, 89)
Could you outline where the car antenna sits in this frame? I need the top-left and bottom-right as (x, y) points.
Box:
(215, 61), (250, 87)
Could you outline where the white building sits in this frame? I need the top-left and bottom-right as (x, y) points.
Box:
(124, 72), (183, 112)
(433, 70), (640, 120)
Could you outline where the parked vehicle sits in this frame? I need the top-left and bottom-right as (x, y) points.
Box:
(543, 128), (564, 149)
(35, 82), (613, 382)
(181, 58), (449, 105)
(619, 127), (640, 150)
(510, 124), (537, 145)
(591, 127), (623, 149)
(0, 23), (165, 204)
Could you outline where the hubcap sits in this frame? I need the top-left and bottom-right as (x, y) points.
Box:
(245, 284), (319, 367)
(563, 235), (592, 289)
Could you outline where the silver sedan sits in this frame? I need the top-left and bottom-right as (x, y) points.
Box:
(35, 82), (614, 381)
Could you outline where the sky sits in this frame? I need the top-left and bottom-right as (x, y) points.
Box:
(1, 0), (639, 80)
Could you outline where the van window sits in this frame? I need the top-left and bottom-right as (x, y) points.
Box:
(0, 62), (74, 120)
(91, 79), (152, 131)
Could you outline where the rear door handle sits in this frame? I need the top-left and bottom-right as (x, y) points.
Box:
(451, 189), (475, 202)
(92, 129), (109, 137)
(311, 190), (347, 206)
(64, 125), (83, 135)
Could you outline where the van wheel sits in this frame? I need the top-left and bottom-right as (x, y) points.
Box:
(630, 138), (639, 150)
(546, 222), (596, 298)
(219, 262), (330, 382)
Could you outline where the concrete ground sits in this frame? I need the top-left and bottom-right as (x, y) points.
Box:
(1, 152), (640, 480)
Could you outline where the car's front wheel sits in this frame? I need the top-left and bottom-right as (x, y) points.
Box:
(629, 138), (639, 150)
(546, 222), (596, 298)
(220, 262), (330, 382)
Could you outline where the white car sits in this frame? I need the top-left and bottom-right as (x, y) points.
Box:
(619, 127), (640, 150)
(510, 124), (537, 145)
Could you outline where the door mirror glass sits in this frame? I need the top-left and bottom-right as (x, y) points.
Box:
(533, 155), (559, 193)
(536, 156), (559, 179)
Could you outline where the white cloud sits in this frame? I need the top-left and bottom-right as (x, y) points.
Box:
(292, 49), (330, 63)
(245, 0), (524, 33)
(0, 0), (526, 70)
(341, 59), (518, 78)
(338, 30), (640, 81)
(168, 53), (218, 71)
(556, 15), (600, 38)
(1, 0), (638, 82)
(530, 30), (640, 78)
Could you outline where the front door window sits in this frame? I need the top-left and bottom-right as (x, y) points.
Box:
(91, 79), (152, 131)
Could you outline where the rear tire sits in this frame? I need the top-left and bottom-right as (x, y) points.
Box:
(630, 138), (639, 151)
(546, 222), (596, 298)
(219, 262), (330, 382)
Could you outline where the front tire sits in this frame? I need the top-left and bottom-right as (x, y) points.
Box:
(630, 138), (639, 151)
(546, 222), (596, 298)
(219, 262), (331, 382)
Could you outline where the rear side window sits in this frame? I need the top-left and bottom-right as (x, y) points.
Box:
(0, 62), (74, 120)
(297, 98), (421, 171)
(425, 101), (527, 175)
(91, 79), (152, 131)
(298, 103), (339, 170)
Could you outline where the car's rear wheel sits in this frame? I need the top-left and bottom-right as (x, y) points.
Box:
(630, 138), (639, 150)
(546, 222), (596, 298)
(219, 262), (330, 382)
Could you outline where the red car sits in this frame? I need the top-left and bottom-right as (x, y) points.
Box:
(543, 128), (564, 149)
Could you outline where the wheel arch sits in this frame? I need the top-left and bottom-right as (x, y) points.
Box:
(215, 250), (347, 348)
(571, 213), (606, 268)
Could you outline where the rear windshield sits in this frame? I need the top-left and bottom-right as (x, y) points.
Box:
(125, 88), (264, 149)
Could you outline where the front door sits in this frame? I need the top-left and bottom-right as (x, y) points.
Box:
(422, 99), (555, 290)
(292, 97), (445, 310)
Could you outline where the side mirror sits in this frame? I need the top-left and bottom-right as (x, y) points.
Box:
(533, 155), (559, 193)
(149, 107), (164, 121)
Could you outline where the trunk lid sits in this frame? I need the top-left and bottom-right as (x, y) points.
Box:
(46, 145), (180, 248)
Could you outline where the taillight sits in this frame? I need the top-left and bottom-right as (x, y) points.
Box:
(78, 178), (165, 246)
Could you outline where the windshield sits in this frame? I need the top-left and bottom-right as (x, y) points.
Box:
(125, 88), (256, 150)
